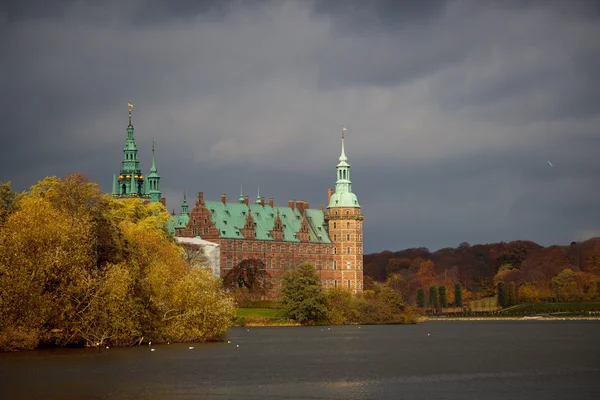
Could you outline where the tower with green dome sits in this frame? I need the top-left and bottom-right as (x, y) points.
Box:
(325, 126), (364, 292)
(111, 103), (162, 203)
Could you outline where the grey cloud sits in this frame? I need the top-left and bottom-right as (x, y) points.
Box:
(1, 0), (599, 252)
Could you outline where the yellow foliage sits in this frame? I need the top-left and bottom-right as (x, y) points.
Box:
(0, 174), (234, 350)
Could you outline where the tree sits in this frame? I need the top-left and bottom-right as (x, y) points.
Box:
(0, 181), (18, 225)
(418, 260), (435, 288)
(497, 281), (507, 307)
(416, 288), (425, 308)
(0, 174), (235, 350)
(223, 258), (272, 298)
(454, 282), (463, 307)
(506, 281), (516, 307)
(428, 285), (438, 309)
(438, 285), (448, 308)
(281, 262), (327, 324)
(550, 268), (581, 301)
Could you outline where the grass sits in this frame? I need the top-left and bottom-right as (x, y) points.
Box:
(499, 302), (600, 315)
(468, 296), (500, 312)
(236, 308), (285, 319)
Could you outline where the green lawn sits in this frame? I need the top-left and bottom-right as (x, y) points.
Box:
(468, 296), (500, 312)
(236, 308), (285, 319)
(500, 302), (600, 315)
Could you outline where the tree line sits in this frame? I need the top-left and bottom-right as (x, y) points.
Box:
(364, 240), (600, 308)
(0, 176), (234, 351)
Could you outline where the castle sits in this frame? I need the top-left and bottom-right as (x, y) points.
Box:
(111, 106), (364, 293)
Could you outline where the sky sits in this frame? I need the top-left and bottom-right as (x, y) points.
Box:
(2, 0), (600, 253)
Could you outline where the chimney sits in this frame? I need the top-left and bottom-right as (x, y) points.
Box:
(244, 195), (249, 206)
(221, 193), (226, 204)
(288, 200), (294, 210)
(304, 201), (310, 210)
(296, 201), (304, 213)
(260, 197), (265, 207)
(327, 188), (333, 204)
(269, 197), (274, 207)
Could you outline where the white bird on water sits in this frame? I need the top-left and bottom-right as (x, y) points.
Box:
(151, 348), (156, 352)
(547, 160), (553, 167)
(189, 346), (194, 350)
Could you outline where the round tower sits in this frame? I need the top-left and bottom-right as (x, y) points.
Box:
(326, 126), (363, 293)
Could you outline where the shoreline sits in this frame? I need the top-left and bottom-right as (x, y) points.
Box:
(426, 316), (600, 321)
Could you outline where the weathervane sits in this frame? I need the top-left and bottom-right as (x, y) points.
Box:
(128, 102), (133, 125)
(342, 125), (347, 139)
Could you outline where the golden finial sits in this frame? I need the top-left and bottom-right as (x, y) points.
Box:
(128, 102), (133, 125)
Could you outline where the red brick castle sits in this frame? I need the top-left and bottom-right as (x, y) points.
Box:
(174, 129), (364, 292)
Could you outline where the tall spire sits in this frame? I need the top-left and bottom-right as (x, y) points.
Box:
(255, 186), (261, 204)
(128, 102), (133, 126)
(339, 125), (348, 162)
(181, 191), (189, 216)
(150, 138), (157, 173)
(328, 125), (360, 209)
(239, 186), (244, 203)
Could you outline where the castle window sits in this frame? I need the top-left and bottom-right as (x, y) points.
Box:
(348, 280), (351, 288)
(347, 234), (350, 241)
(346, 222), (350, 228)
(346, 210), (349, 215)
(204, 228), (208, 235)
(347, 247), (350, 254)
(335, 211), (338, 215)
(334, 280), (337, 288)
(204, 218), (207, 224)
(333, 248), (337, 254)
(334, 234), (337, 241)
(333, 222), (336, 229)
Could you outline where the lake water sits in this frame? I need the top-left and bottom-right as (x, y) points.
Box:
(1, 321), (599, 399)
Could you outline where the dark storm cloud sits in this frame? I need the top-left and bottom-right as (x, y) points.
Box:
(2, 0), (600, 252)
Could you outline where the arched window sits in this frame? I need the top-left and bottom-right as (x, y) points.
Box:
(333, 222), (336, 229)
(346, 222), (350, 228)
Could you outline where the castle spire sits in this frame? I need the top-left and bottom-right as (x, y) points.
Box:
(181, 191), (189, 216)
(339, 125), (347, 162)
(150, 139), (157, 173)
(239, 186), (244, 203)
(255, 186), (261, 204)
(328, 125), (360, 209)
(147, 139), (161, 203)
(128, 102), (133, 126)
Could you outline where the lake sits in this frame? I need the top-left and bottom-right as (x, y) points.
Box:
(1, 321), (599, 399)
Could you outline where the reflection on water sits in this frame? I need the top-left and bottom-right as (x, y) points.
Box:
(1, 321), (599, 400)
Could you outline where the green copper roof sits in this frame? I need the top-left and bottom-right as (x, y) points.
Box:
(202, 200), (331, 243)
(328, 134), (360, 208)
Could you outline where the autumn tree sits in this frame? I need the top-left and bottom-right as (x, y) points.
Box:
(416, 288), (425, 308)
(418, 260), (435, 288)
(438, 285), (448, 308)
(0, 174), (234, 350)
(551, 268), (581, 301)
(454, 282), (463, 307)
(428, 285), (438, 309)
(281, 262), (327, 324)
(223, 258), (272, 300)
(0, 181), (18, 225)
(497, 281), (507, 307)
(506, 281), (516, 307)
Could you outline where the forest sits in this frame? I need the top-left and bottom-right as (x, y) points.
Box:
(363, 239), (600, 306)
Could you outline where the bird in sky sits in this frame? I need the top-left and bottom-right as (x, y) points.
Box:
(547, 160), (553, 167)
